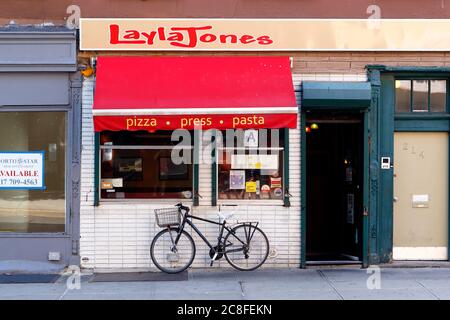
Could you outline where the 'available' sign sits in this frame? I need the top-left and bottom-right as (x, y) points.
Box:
(0, 151), (45, 190)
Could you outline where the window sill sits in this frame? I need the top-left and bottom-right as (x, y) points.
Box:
(0, 233), (71, 238)
(217, 199), (285, 206)
(99, 198), (193, 204)
(394, 113), (450, 120)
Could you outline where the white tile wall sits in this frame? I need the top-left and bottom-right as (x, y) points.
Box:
(80, 73), (367, 270)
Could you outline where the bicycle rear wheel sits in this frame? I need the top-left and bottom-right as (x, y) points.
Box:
(150, 228), (196, 274)
(224, 224), (269, 271)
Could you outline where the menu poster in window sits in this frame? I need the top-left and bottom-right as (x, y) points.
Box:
(0, 151), (45, 190)
(114, 158), (143, 181)
(231, 154), (278, 170)
(229, 170), (245, 190)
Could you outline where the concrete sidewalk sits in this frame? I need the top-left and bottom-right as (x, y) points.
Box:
(1, 267), (450, 300)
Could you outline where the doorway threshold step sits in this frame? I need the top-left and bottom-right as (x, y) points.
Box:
(306, 260), (362, 266)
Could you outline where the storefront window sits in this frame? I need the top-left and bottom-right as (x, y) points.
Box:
(217, 129), (284, 201)
(395, 79), (447, 113)
(430, 80), (447, 112)
(412, 80), (428, 112)
(395, 80), (411, 113)
(0, 112), (66, 233)
(100, 131), (193, 200)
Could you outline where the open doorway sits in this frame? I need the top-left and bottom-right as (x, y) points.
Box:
(305, 112), (364, 265)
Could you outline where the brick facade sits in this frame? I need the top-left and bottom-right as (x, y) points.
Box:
(78, 51), (450, 75)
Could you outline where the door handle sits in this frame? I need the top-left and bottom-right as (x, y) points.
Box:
(393, 196), (398, 202)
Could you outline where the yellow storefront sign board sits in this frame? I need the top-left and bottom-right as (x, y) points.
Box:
(81, 18), (450, 51)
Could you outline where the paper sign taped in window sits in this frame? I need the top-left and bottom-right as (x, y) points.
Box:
(231, 154), (278, 170)
(229, 170), (245, 189)
(245, 181), (257, 193)
(244, 129), (259, 147)
(101, 180), (113, 189)
(270, 177), (282, 188)
(112, 178), (123, 188)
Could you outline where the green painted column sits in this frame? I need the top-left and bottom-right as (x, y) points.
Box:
(300, 111), (307, 268)
(283, 128), (291, 207)
(193, 130), (200, 206)
(94, 132), (100, 207)
(362, 111), (370, 268)
(367, 68), (382, 264)
(211, 129), (217, 207)
(379, 74), (395, 263)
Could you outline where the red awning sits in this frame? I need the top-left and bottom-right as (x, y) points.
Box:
(93, 56), (297, 131)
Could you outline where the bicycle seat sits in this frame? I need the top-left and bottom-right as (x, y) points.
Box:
(217, 211), (235, 222)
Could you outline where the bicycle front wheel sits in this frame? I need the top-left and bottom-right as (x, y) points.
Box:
(224, 224), (269, 271)
(150, 228), (196, 274)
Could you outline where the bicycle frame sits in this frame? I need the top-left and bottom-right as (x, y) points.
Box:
(169, 211), (256, 255)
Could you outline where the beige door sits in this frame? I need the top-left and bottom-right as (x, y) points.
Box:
(393, 132), (448, 260)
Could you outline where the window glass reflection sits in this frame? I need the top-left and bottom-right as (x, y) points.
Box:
(0, 112), (66, 233)
(412, 80), (429, 112)
(430, 80), (446, 112)
(395, 80), (411, 113)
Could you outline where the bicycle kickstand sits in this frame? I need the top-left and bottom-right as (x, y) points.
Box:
(210, 252), (218, 267)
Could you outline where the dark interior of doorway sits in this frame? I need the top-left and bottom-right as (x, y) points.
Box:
(305, 112), (364, 265)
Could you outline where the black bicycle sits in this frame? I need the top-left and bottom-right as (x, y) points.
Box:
(150, 203), (270, 274)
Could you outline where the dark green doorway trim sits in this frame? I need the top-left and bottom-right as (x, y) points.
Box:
(367, 68), (381, 264)
(362, 111), (370, 268)
(366, 69), (396, 265)
(283, 128), (291, 207)
(300, 81), (372, 268)
(302, 81), (371, 109)
(367, 65), (450, 74)
(94, 132), (100, 207)
(395, 118), (450, 131)
(379, 74), (395, 263)
(300, 111), (307, 268)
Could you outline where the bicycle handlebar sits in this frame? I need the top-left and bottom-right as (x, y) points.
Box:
(175, 202), (190, 212)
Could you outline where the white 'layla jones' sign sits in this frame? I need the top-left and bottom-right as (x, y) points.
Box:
(80, 18), (450, 51)
(0, 152), (45, 190)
